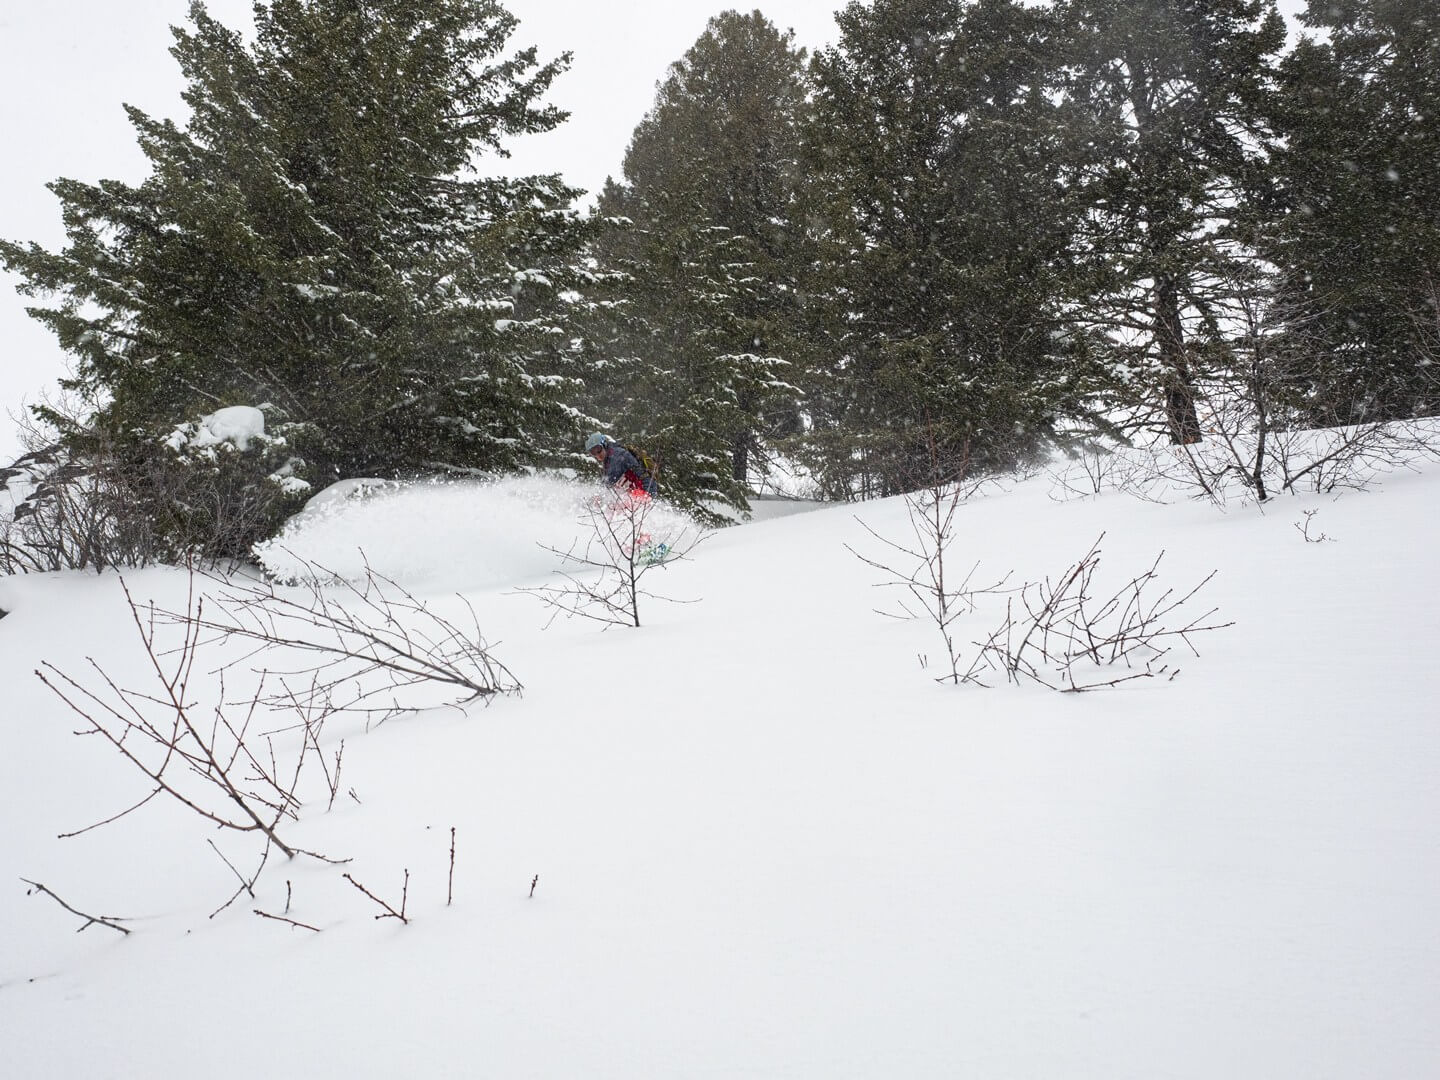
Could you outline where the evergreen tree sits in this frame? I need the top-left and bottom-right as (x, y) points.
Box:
(0, 0), (590, 496)
(1263, 0), (1440, 423)
(582, 10), (810, 510)
(582, 208), (795, 522)
(1055, 0), (1287, 444)
(801, 0), (1100, 498)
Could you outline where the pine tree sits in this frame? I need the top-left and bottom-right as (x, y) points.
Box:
(0, 0), (590, 495)
(1262, 0), (1440, 423)
(581, 208), (796, 521)
(801, 0), (1101, 498)
(580, 10), (811, 511)
(1055, 0), (1287, 445)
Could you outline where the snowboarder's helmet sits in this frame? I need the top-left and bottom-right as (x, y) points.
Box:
(584, 432), (608, 453)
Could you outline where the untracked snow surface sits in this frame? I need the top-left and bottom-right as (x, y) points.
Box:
(1, 464), (1437, 1079)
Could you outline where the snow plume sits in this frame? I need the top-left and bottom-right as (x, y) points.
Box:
(254, 473), (691, 591)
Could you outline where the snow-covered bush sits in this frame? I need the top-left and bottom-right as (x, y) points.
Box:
(1, 404), (310, 573)
(153, 405), (311, 563)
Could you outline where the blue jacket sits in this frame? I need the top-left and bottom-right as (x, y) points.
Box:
(603, 442), (657, 495)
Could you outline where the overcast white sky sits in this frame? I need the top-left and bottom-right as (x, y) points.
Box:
(0, 0), (1307, 462)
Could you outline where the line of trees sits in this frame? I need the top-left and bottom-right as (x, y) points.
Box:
(3, 0), (1437, 553)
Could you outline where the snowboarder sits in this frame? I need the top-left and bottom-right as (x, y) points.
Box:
(585, 432), (657, 497)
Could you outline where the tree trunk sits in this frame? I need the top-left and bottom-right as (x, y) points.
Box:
(731, 433), (750, 485)
(1157, 276), (1203, 444)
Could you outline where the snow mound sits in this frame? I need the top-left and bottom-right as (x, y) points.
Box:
(165, 405), (269, 452)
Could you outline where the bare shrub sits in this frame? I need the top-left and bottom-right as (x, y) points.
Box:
(1044, 272), (1440, 510)
(1294, 509), (1335, 544)
(28, 559), (517, 932)
(1045, 414), (1439, 510)
(1269, 419), (1439, 494)
(1180, 392), (1439, 507)
(1, 396), (305, 574)
(1, 437), (161, 574)
(35, 577), (338, 861)
(521, 492), (707, 628)
(1046, 443), (1172, 504)
(848, 474), (1011, 683)
(965, 535), (1232, 691)
(1172, 279), (1440, 506)
(185, 556), (521, 726)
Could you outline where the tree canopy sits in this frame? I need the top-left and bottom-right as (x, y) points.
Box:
(1, 0), (590, 487)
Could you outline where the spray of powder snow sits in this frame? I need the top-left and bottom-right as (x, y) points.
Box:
(254, 474), (697, 591)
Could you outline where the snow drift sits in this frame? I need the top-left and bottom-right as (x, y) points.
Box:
(1, 445), (1436, 1080)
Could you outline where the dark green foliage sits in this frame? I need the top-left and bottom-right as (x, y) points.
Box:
(579, 11), (811, 517)
(581, 213), (799, 522)
(617, 10), (810, 243)
(6, 0), (1432, 538)
(0, 0), (591, 522)
(1055, 0), (1288, 445)
(800, 0), (1105, 498)
(1263, 0), (1440, 423)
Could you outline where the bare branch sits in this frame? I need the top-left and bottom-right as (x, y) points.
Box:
(253, 908), (321, 933)
(57, 787), (163, 839)
(21, 878), (132, 935)
(177, 555), (522, 725)
(343, 871), (410, 924)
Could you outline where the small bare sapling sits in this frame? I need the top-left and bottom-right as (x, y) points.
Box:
(1294, 509), (1335, 543)
(521, 491), (707, 628)
(448, 827), (456, 907)
(849, 477), (1010, 683)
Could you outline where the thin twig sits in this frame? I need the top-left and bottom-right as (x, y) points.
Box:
(57, 787), (163, 839)
(21, 878), (132, 935)
(253, 908), (321, 933)
(343, 871), (410, 924)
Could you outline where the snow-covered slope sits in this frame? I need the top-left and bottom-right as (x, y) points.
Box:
(1, 462), (1436, 1079)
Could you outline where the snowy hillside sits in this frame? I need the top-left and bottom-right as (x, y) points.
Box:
(1, 457), (1437, 1079)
